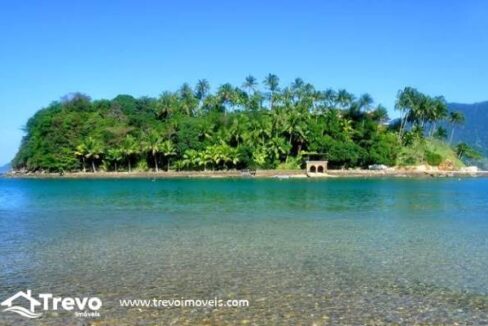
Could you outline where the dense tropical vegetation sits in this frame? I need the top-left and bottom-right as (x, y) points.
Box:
(12, 75), (478, 172)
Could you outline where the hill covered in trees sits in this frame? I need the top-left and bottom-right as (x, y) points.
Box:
(12, 75), (474, 173)
(447, 101), (488, 155)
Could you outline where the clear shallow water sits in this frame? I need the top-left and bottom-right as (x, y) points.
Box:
(1, 178), (488, 325)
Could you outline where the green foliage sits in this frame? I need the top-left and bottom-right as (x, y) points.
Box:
(397, 139), (464, 168)
(368, 133), (400, 166)
(12, 78), (468, 172)
(135, 159), (149, 172)
(456, 143), (482, 160)
(425, 151), (443, 166)
(276, 156), (303, 170)
(395, 87), (449, 142)
(433, 126), (448, 140)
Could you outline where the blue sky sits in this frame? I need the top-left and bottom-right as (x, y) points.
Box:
(1, 0), (487, 165)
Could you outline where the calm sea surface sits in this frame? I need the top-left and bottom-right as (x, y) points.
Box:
(1, 178), (488, 325)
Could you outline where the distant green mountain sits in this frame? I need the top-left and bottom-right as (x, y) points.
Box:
(448, 101), (488, 155)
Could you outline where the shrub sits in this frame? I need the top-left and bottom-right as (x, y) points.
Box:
(135, 159), (149, 171)
(425, 151), (442, 166)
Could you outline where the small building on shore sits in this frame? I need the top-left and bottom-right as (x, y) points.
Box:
(306, 160), (328, 174)
(304, 153), (328, 176)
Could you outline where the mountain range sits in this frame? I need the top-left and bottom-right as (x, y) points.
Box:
(448, 101), (488, 155)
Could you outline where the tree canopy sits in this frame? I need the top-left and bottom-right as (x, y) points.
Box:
(12, 77), (469, 172)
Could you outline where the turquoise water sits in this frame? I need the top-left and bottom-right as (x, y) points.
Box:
(1, 178), (488, 325)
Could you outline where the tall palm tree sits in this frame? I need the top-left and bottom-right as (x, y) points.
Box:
(242, 75), (258, 95)
(143, 131), (163, 172)
(263, 73), (279, 110)
(252, 146), (268, 167)
(291, 78), (304, 92)
(179, 83), (197, 116)
(75, 143), (88, 172)
(217, 83), (236, 114)
(227, 115), (249, 146)
(75, 137), (103, 173)
(371, 105), (389, 123)
(282, 110), (308, 160)
(448, 111), (465, 144)
(227, 147), (241, 168)
(266, 136), (291, 163)
(427, 96), (448, 136)
(156, 91), (180, 119)
(195, 79), (210, 101)
(358, 93), (374, 112)
(336, 89), (354, 109)
(182, 149), (200, 170)
(106, 148), (123, 171)
(198, 150), (213, 171)
(395, 87), (420, 139)
(121, 135), (138, 172)
(291, 78), (304, 102)
(322, 89), (337, 109)
(455, 143), (480, 160)
(160, 140), (176, 171)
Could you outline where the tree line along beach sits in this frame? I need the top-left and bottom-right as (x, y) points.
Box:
(8, 76), (485, 177)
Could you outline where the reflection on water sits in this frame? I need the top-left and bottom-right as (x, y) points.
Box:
(1, 178), (488, 324)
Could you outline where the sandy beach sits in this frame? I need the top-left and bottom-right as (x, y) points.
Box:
(4, 168), (488, 179)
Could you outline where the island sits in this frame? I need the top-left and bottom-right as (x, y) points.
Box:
(9, 76), (483, 177)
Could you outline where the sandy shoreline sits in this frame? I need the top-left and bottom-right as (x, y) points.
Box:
(3, 169), (488, 179)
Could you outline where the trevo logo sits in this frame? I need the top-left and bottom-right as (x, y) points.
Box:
(1, 290), (102, 319)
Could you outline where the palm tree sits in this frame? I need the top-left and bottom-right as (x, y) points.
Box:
(448, 111), (465, 144)
(179, 83), (197, 116)
(121, 135), (138, 172)
(291, 78), (304, 102)
(263, 73), (279, 110)
(310, 89), (323, 118)
(433, 126), (448, 140)
(282, 110), (308, 160)
(358, 93), (374, 112)
(456, 143), (469, 159)
(217, 83), (236, 114)
(322, 88), (337, 109)
(252, 146), (268, 167)
(75, 143), (88, 172)
(371, 105), (389, 123)
(340, 118), (354, 140)
(336, 89), (354, 109)
(160, 140), (176, 171)
(195, 79), (210, 99)
(75, 137), (103, 173)
(195, 79), (210, 110)
(266, 136), (291, 163)
(242, 75), (258, 95)
(227, 147), (241, 168)
(428, 96), (448, 136)
(156, 91), (180, 119)
(143, 131), (163, 172)
(228, 115), (249, 146)
(291, 78), (304, 92)
(106, 148), (123, 171)
(395, 87), (420, 139)
(182, 149), (200, 170)
(456, 143), (480, 160)
(198, 150), (213, 171)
